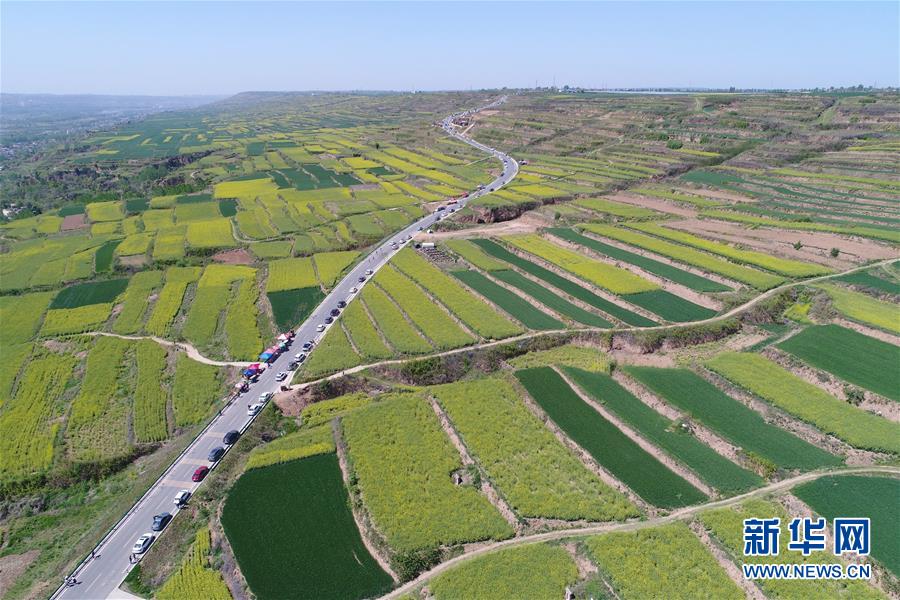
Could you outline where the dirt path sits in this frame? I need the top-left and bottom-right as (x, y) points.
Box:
(379, 465), (900, 599)
(291, 258), (900, 392)
(82, 332), (252, 367)
(421, 212), (550, 240)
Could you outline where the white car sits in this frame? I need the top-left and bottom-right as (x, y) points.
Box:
(173, 489), (191, 507)
(247, 402), (265, 416)
(365, 269), (374, 276)
(259, 392), (273, 402)
(275, 372), (287, 382)
(316, 324), (326, 332)
(132, 533), (155, 554)
(350, 287), (358, 294)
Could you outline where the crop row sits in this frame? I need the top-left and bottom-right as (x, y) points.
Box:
(0, 354), (76, 482)
(132, 340), (170, 443)
(471, 239), (655, 326)
(548, 228), (730, 293)
(816, 283), (900, 335)
(451, 270), (564, 330)
(581, 224), (784, 289)
(587, 523), (743, 599)
(777, 324), (899, 401)
(374, 266), (474, 350)
(67, 336), (133, 463)
(342, 393), (513, 553)
(625, 367), (842, 470)
(156, 528), (231, 600)
(564, 367), (761, 494)
(515, 367), (707, 508)
(503, 234), (658, 295)
(434, 378), (636, 521)
(359, 285), (432, 354)
(113, 271), (164, 334)
(391, 249), (522, 339)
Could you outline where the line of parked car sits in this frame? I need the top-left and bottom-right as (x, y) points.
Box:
(134, 424), (247, 557)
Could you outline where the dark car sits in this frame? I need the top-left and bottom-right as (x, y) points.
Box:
(324, 316), (334, 324)
(192, 466), (209, 482)
(223, 430), (240, 445)
(151, 512), (172, 531)
(288, 361), (299, 370)
(207, 446), (225, 462)
(337, 300), (347, 308)
(330, 308), (340, 317)
(358, 276), (366, 283)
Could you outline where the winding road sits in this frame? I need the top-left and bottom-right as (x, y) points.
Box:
(53, 96), (517, 600)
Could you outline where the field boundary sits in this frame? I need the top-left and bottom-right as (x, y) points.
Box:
(292, 257), (900, 391)
(380, 465), (900, 599)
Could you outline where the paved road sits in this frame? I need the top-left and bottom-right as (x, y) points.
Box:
(53, 96), (516, 600)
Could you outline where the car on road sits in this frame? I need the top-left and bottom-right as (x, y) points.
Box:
(192, 466), (210, 481)
(275, 371), (288, 382)
(350, 287), (358, 294)
(173, 489), (191, 507)
(247, 402), (265, 416)
(132, 533), (155, 554)
(207, 446), (225, 462)
(151, 512), (172, 531)
(358, 276), (366, 283)
(324, 316), (333, 324)
(337, 300), (347, 308)
(365, 269), (374, 275)
(294, 352), (306, 360)
(259, 392), (273, 402)
(330, 308), (340, 317)
(316, 324), (326, 332)
(288, 361), (299, 370)
(437, 206), (446, 211)
(223, 430), (240, 445)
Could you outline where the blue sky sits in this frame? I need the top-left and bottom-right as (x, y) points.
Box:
(2, 1), (897, 95)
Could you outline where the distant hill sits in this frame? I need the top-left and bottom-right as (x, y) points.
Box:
(0, 93), (224, 149)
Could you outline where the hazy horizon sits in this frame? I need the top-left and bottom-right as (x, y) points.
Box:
(2, 1), (898, 95)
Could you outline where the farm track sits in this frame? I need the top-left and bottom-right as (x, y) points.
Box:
(293, 256), (899, 390)
(380, 465), (900, 599)
(82, 331), (252, 367)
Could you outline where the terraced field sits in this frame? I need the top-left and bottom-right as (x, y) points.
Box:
(4, 88), (899, 600)
(516, 367), (708, 508)
(777, 324), (899, 401)
(626, 367), (842, 471)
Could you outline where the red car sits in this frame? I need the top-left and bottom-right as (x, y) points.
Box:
(191, 466), (209, 482)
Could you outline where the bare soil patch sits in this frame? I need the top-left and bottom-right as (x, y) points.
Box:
(677, 186), (754, 204)
(60, 214), (88, 231)
(669, 218), (896, 266)
(609, 192), (699, 217)
(0, 550), (39, 598)
(118, 255), (147, 268)
(212, 248), (254, 264)
(420, 211), (549, 240)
